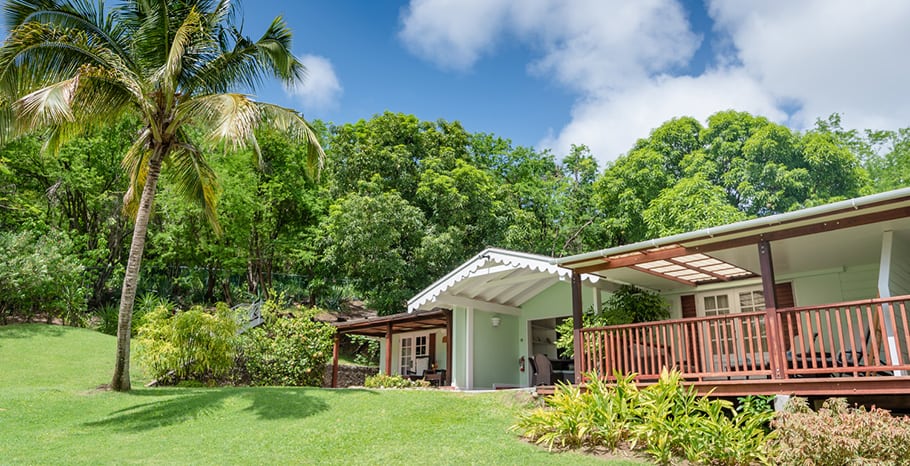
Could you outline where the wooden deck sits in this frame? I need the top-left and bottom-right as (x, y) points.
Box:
(562, 295), (910, 397)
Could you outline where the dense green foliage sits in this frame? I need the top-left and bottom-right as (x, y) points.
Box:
(513, 370), (775, 465)
(0, 324), (628, 465)
(238, 301), (336, 386)
(1, 108), (906, 318)
(137, 303), (240, 384)
(0, 230), (86, 325)
(771, 397), (910, 465)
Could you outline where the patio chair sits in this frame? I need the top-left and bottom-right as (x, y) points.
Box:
(533, 353), (553, 386)
(785, 333), (834, 378)
(834, 327), (894, 376)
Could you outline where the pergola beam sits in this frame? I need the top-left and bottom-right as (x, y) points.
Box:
(631, 265), (696, 286)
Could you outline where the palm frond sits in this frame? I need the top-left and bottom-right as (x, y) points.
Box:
(3, 0), (134, 68)
(257, 102), (325, 179)
(175, 92), (259, 149)
(182, 15), (304, 95)
(254, 16), (305, 85)
(154, 6), (202, 97)
(35, 70), (137, 153)
(0, 21), (142, 97)
(15, 74), (78, 129)
(121, 126), (153, 219)
(167, 132), (222, 234)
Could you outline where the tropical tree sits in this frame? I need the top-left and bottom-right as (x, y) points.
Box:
(0, 0), (324, 391)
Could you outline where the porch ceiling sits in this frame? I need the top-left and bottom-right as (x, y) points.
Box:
(587, 214), (910, 293)
(407, 248), (613, 313)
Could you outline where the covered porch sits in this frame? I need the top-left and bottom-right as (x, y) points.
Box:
(555, 188), (910, 396)
(331, 309), (452, 387)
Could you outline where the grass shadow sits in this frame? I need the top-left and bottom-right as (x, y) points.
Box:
(0, 323), (66, 339)
(84, 387), (328, 432)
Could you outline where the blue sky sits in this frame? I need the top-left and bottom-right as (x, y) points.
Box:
(244, 1), (576, 151)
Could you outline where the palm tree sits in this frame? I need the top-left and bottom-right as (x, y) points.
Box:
(0, 0), (324, 391)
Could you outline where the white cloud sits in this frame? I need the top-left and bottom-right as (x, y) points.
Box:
(286, 54), (343, 111)
(400, 0), (910, 164)
(708, 0), (910, 131)
(542, 69), (785, 161)
(398, 0), (510, 71)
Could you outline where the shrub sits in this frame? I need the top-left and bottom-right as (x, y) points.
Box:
(136, 303), (239, 384)
(363, 374), (430, 389)
(348, 334), (380, 366)
(238, 301), (335, 387)
(512, 369), (774, 465)
(95, 303), (120, 336)
(771, 397), (910, 465)
(0, 230), (88, 325)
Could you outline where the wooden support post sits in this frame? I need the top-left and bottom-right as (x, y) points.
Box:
(759, 240), (785, 379)
(385, 322), (393, 376)
(428, 332), (437, 368)
(445, 309), (453, 386)
(331, 333), (340, 388)
(571, 272), (583, 384)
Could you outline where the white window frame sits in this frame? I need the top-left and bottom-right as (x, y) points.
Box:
(695, 285), (765, 316)
(399, 331), (431, 375)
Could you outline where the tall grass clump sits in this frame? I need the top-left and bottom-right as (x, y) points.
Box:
(512, 369), (775, 465)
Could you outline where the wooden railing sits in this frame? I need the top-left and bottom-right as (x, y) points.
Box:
(578, 295), (910, 382)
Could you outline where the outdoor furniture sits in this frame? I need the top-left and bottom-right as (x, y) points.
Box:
(423, 369), (446, 386)
(551, 359), (574, 383)
(533, 353), (553, 385)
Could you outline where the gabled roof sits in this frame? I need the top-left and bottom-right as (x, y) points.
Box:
(407, 248), (611, 313)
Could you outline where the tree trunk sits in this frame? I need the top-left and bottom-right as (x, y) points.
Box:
(110, 148), (166, 392)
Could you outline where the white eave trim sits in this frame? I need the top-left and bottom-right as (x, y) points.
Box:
(406, 248), (602, 313)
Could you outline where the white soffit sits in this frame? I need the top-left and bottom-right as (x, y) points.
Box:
(407, 248), (604, 313)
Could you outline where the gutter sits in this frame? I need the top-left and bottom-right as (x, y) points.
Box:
(553, 187), (910, 266)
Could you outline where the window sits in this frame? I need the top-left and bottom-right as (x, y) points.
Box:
(738, 290), (765, 312)
(415, 335), (427, 357)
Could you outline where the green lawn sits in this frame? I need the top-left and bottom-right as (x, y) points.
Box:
(0, 324), (645, 465)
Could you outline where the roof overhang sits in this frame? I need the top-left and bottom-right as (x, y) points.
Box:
(555, 188), (910, 291)
(407, 248), (615, 313)
(333, 309), (448, 337)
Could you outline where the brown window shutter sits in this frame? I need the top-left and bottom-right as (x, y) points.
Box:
(774, 282), (795, 308)
(681, 294), (696, 318)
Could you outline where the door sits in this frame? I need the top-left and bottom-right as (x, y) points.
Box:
(697, 287), (765, 371)
(400, 333), (430, 375)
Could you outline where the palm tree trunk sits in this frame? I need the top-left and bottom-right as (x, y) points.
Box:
(111, 148), (166, 391)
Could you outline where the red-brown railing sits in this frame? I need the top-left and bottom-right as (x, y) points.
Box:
(578, 295), (910, 382)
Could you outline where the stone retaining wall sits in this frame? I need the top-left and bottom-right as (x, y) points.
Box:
(322, 364), (379, 388)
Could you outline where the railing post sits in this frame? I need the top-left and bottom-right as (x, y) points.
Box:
(758, 240), (785, 379)
(572, 272), (583, 383)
